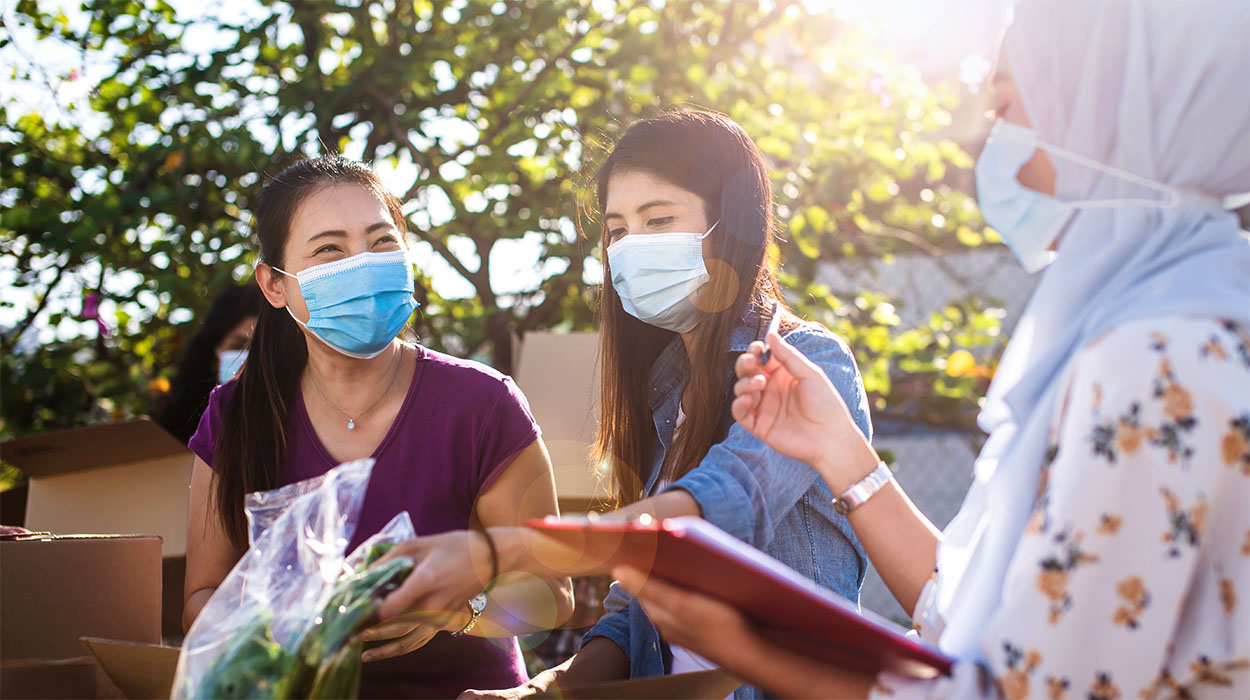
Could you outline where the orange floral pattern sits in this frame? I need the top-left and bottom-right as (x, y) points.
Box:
(1111, 576), (1151, 630)
(1038, 530), (1099, 624)
(870, 318), (1250, 700)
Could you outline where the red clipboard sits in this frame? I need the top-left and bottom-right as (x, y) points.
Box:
(528, 515), (953, 679)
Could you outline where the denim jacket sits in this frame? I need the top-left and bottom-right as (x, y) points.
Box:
(582, 316), (872, 699)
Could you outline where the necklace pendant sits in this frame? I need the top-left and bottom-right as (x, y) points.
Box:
(347, 419), (356, 430)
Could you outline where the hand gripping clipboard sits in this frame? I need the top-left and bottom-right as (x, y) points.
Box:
(528, 515), (953, 679)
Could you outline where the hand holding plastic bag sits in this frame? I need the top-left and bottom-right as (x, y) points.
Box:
(173, 459), (416, 699)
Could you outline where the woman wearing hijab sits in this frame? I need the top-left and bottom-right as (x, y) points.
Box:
(612, 0), (1250, 697)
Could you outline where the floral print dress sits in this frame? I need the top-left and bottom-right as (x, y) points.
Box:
(873, 316), (1250, 699)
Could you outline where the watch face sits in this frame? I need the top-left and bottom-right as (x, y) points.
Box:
(470, 592), (488, 614)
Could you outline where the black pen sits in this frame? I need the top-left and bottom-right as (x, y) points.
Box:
(759, 301), (782, 366)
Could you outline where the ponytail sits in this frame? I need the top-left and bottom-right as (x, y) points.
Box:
(211, 302), (306, 549)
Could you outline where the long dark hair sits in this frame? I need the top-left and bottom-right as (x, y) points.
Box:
(593, 110), (793, 505)
(213, 156), (406, 549)
(159, 283), (262, 444)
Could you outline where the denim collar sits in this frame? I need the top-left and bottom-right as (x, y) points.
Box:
(646, 308), (772, 410)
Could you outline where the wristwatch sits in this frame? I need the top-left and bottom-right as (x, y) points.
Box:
(831, 461), (892, 515)
(451, 592), (488, 637)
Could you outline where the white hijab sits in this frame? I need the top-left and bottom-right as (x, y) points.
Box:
(934, 0), (1250, 662)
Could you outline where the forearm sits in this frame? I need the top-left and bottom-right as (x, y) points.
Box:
(609, 489), (701, 521)
(818, 434), (940, 615)
(491, 491), (701, 579)
(473, 572), (575, 638)
(523, 638), (629, 693)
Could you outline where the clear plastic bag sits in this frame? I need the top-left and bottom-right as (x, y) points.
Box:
(173, 459), (416, 699)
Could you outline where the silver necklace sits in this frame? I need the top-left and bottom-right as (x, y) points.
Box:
(306, 346), (404, 430)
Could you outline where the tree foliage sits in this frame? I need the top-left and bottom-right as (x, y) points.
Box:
(1, 0), (1005, 439)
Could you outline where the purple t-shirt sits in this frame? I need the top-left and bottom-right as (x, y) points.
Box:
(190, 345), (540, 698)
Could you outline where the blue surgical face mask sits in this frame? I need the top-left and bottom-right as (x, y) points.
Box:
(607, 222), (717, 334)
(217, 349), (248, 384)
(976, 119), (1212, 274)
(271, 250), (419, 359)
(974, 120), (1073, 273)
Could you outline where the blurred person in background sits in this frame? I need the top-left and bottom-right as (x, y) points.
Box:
(158, 283), (261, 444)
(613, 1), (1250, 698)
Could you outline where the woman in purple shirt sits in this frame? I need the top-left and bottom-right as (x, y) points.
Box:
(183, 155), (574, 698)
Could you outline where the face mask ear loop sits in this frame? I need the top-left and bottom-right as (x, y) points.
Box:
(1015, 134), (1189, 211)
(259, 261), (301, 315)
(700, 220), (721, 239)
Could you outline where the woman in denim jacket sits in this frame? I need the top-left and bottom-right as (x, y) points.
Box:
(378, 110), (871, 699)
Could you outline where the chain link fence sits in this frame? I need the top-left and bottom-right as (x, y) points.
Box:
(861, 429), (984, 624)
(817, 247), (1037, 622)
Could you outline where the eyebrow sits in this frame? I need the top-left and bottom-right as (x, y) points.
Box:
(603, 199), (680, 220)
(308, 221), (395, 241)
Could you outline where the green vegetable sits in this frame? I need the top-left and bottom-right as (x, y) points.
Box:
(192, 618), (302, 700)
(307, 638), (364, 699)
(297, 556), (415, 670)
(195, 542), (412, 700)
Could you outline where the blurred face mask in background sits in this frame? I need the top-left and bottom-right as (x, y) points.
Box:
(217, 349), (248, 384)
(271, 250), (419, 359)
(607, 222), (717, 333)
(974, 119), (1221, 273)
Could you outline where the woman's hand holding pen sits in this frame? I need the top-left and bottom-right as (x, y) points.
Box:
(732, 332), (880, 493)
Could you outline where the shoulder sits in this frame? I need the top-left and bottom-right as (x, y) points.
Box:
(208, 378), (238, 406)
(198, 380), (237, 429)
(188, 380), (237, 464)
(780, 320), (857, 368)
(1074, 315), (1250, 386)
(1061, 315), (1250, 472)
(781, 318), (852, 352)
(415, 345), (526, 404)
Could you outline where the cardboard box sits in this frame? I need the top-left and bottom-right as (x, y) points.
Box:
(2, 419), (194, 640)
(80, 637), (738, 700)
(514, 332), (608, 513)
(0, 482), (29, 526)
(0, 656), (119, 699)
(0, 534), (162, 660)
(1, 419), (194, 558)
(81, 638), (180, 700)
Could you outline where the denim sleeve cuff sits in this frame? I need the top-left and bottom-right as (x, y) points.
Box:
(581, 609), (631, 654)
(665, 467), (756, 544)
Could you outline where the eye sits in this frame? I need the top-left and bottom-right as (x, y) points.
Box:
(607, 227), (626, 242)
(371, 234), (400, 248)
(647, 216), (674, 228)
(314, 243), (342, 255)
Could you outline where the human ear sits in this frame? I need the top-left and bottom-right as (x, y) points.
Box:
(255, 262), (288, 309)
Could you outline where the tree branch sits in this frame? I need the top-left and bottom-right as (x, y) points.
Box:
(3, 256), (72, 352)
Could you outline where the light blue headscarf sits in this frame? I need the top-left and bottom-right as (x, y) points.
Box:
(933, 0), (1250, 664)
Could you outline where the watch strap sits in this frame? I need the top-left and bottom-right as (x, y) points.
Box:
(451, 592), (488, 637)
(832, 461), (892, 516)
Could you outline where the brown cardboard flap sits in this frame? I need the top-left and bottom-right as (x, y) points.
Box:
(1, 419), (188, 478)
(23, 455), (191, 558)
(541, 670), (742, 700)
(0, 535), (162, 660)
(0, 656), (102, 699)
(81, 638), (180, 700)
(514, 332), (604, 506)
